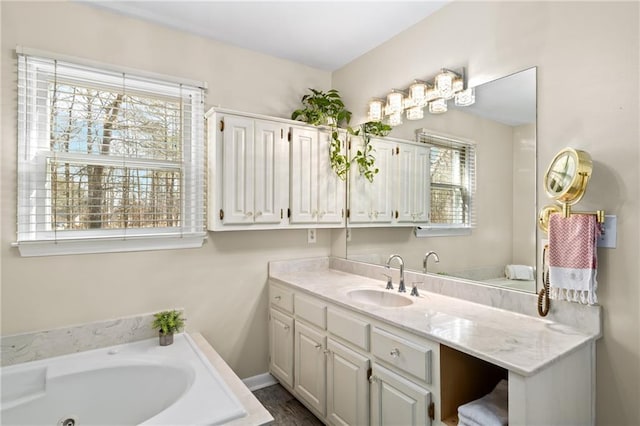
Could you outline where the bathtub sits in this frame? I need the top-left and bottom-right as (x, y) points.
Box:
(1, 333), (250, 425)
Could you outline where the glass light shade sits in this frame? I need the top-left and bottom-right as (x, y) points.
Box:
(388, 111), (403, 126)
(409, 81), (427, 108)
(406, 106), (424, 120)
(368, 98), (384, 121)
(386, 91), (404, 115)
(454, 88), (475, 106)
(425, 86), (439, 102)
(435, 71), (454, 100)
(429, 98), (448, 114)
(452, 77), (464, 93)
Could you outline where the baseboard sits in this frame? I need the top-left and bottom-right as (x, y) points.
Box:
(243, 372), (278, 391)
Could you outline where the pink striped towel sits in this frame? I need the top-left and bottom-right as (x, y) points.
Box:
(548, 213), (600, 305)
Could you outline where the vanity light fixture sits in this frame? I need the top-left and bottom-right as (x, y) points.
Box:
(370, 67), (474, 126)
(367, 98), (385, 121)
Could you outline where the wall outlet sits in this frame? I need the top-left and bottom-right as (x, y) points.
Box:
(597, 215), (617, 248)
(307, 228), (316, 244)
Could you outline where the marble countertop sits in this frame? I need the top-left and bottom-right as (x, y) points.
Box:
(269, 263), (598, 377)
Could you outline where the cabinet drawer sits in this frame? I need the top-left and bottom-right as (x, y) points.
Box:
(296, 295), (326, 330)
(327, 308), (370, 351)
(270, 285), (294, 313)
(371, 327), (432, 383)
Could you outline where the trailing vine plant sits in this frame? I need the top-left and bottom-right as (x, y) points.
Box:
(291, 89), (392, 182)
(291, 89), (352, 180)
(349, 121), (392, 182)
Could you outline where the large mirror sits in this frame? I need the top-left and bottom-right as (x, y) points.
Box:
(346, 67), (537, 293)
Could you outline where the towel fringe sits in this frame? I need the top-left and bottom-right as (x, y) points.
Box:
(549, 287), (597, 305)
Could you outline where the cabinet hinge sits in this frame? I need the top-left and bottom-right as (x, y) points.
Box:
(219, 209), (224, 220)
(287, 208), (291, 218)
(348, 140), (351, 150)
(428, 402), (435, 421)
(280, 209), (283, 219)
(367, 367), (372, 382)
(396, 146), (400, 155)
(288, 131), (292, 142)
(395, 210), (399, 219)
(347, 209), (350, 219)
(219, 119), (225, 132)
(281, 128), (284, 139)
(341, 208), (344, 218)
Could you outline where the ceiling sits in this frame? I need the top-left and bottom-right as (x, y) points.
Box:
(84, 1), (451, 71)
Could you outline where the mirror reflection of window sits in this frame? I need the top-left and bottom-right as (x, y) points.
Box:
(419, 132), (476, 228)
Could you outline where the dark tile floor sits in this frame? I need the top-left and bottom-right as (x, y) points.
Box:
(253, 384), (324, 425)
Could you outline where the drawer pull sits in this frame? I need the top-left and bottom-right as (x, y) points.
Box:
(274, 296), (281, 301)
(390, 348), (400, 358)
(369, 375), (379, 384)
(283, 325), (290, 331)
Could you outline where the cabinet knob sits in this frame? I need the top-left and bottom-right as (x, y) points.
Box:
(323, 349), (331, 355)
(315, 343), (322, 350)
(255, 211), (263, 217)
(390, 348), (400, 358)
(246, 211), (253, 217)
(369, 375), (379, 384)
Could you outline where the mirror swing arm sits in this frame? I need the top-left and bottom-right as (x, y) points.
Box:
(537, 147), (605, 317)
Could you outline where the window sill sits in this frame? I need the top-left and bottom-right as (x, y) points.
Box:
(413, 226), (472, 238)
(14, 235), (206, 257)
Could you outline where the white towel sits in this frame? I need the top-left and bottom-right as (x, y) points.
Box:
(457, 379), (508, 426)
(504, 264), (534, 281)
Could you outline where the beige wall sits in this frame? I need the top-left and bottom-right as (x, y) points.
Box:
(0, 1), (333, 378)
(334, 1), (639, 423)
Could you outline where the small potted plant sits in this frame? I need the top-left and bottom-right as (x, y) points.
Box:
(152, 310), (185, 346)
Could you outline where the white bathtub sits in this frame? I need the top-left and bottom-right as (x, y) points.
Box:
(1, 333), (248, 425)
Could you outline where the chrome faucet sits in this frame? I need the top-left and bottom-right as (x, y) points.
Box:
(423, 251), (440, 274)
(386, 254), (406, 293)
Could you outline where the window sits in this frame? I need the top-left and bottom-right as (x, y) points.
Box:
(17, 51), (206, 256)
(416, 131), (476, 235)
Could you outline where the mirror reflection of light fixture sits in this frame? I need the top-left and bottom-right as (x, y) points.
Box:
(454, 88), (475, 107)
(428, 98), (447, 114)
(368, 98), (384, 121)
(406, 105), (424, 120)
(388, 111), (403, 126)
(368, 67), (474, 126)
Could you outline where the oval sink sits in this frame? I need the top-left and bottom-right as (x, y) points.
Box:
(347, 289), (413, 307)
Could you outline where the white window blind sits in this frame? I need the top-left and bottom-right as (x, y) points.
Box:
(417, 131), (476, 230)
(17, 53), (206, 256)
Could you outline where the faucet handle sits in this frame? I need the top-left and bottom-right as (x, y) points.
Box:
(382, 273), (393, 290)
(410, 282), (421, 297)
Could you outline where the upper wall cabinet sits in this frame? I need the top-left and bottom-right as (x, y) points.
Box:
(207, 109), (289, 231)
(290, 127), (346, 226)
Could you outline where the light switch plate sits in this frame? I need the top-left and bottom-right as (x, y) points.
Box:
(597, 215), (617, 248)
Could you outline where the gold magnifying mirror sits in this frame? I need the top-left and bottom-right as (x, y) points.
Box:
(544, 147), (593, 205)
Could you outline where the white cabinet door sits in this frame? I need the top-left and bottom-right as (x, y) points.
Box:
(396, 143), (430, 224)
(254, 120), (288, 224)
(222, 115), (255, 225)
(326, 338), (370, 426)
(349, 137), (394, 224)
(269, 308), (294, 388)
(217, 114), (288, 227)
(290, 127), (319, 224)
(371, 363), (432, 426)
(317, 131), (345, 225)
(295, 321), (327, 416)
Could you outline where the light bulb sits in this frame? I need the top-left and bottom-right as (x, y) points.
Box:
(406, 106), (424, 120)
(429, 98), (448, 114)
(454, 88), (475, 106)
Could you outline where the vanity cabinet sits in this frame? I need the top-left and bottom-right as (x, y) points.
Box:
(290, 128), (345, 226)
(207, 110), (289, 230)
(269, 282), (437, 425)
(348, 137), (395, 225)
(371, 363), (432, 426)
